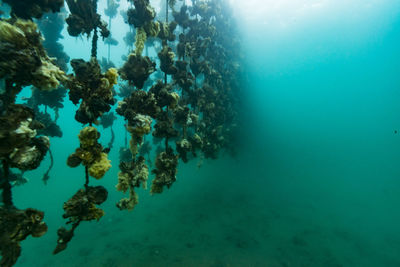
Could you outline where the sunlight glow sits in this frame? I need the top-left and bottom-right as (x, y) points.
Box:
(228, 0), (328, 27)
(227, 0), (389, 30)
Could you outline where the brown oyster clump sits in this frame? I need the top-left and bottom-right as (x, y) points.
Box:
(0, 104), (49, 171)
(66, 58), (117, 124)
(0, 19), (67, 106)
(53, 185), (108, 254)
(67, 126), (111, 179)
(119, 53), (155, 89)
(0, 207), (48, 267)
(65, 0), (109, 38)
(116, 156), (149, 211)
(3, 0), (64, 19)
(150, 148), (179, 194)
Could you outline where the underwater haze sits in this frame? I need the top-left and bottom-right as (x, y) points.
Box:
(240, 0), (400, 266)
(4, 0), (400, 266)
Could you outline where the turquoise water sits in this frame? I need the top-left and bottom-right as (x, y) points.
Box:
(6, 0), (400, 266)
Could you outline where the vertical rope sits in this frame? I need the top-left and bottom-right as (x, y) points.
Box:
(85, 123), (93, 189)
(166, 0), (169, 23)
(124, 123), (128, 148)
(91, 0), (99, 59)
(84, 166), (89, 191)
(164, 0), (169, 151)
(108, 17), (111, 62)
(42, 148), (54, 184)
(2, 160), (13, 208)
(91, 28), (98, 59)
(165, 134), (169, 150)
(108, 126), (115, 150)
(164, 0), (169, 85)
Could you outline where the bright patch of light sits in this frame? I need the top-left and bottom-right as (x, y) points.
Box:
(228, 0), (388, 30)
(228, 0), (328, 28)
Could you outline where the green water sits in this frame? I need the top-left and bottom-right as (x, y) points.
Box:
(10, 1), (400, 266)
